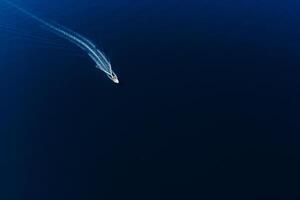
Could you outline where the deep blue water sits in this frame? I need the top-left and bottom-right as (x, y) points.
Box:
(1, 0), (300, 199)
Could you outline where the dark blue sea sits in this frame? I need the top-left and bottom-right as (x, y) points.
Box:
(1, 0), (300, 199)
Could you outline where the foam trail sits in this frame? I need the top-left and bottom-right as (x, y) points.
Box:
(2, 0), (119, 83)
